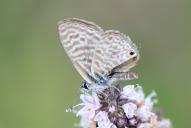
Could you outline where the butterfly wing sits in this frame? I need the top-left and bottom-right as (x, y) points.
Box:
(91, 30), (139, 81)
(58, 18), (104, 84)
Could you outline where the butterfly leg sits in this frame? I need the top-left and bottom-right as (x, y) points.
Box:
(108, 71), (138, 84)
(116, 71), (138, 80)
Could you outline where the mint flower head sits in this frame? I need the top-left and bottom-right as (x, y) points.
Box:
(68, 84), (172, 128)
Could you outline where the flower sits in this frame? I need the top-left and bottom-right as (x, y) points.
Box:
(77, 113), (92, 128)
(158, 119), (172, 128)
(137, 105), (153, 122)
(76, 92), (100, 119)
(145, 91), (158, 110)
(122, 102), (137, 118)
(121, 85), (144, 102)
(108, 105), (116, 113)
(138, 123), (151, 128)
(94, 111), (116, 128)
(68, 84), (172, 128)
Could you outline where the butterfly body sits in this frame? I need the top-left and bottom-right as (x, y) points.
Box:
(58, 18), (139, 90)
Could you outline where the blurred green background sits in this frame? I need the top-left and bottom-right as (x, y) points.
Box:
(0, 0), (190, 127)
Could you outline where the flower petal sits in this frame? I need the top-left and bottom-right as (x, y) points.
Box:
(122, 103), (137, 118)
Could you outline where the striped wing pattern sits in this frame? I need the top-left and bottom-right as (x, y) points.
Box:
(91, 30), (139, 79)
(58, 18), (103, 84)
(58, 18), (139, 85)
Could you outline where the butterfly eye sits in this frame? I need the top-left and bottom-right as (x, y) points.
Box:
(129, 51), (135, 56)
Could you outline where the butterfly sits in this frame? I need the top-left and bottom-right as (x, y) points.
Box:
(58, 18), (139, 90)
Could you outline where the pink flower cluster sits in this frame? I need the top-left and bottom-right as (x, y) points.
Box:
(70, 85), (172, 128)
